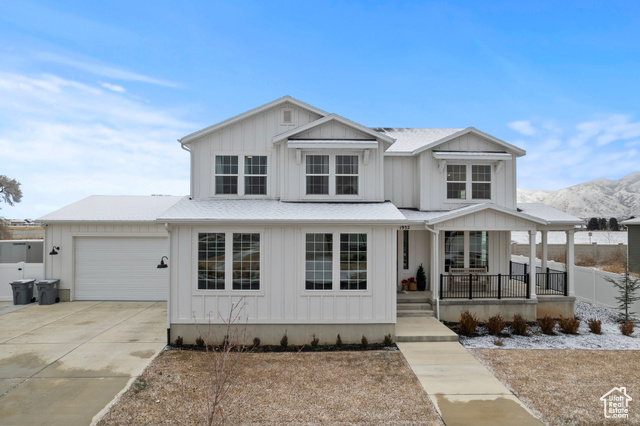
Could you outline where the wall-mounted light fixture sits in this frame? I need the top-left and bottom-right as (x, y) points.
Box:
(157, 256), (169, 269)
(49, 246), (60, 255)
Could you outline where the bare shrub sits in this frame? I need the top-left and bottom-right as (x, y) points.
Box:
(252, 337), (261, 348)
(458, 310), (478, 337)
(196, 336), (205, 347)
(280, 332), (288, 348)
(493, 338), (504, 347)
(310, 334), (319, 347)
(538, 316), (556, 335)
(174, 335), (183, 347)
(486, 314), (506, 336)
(383, 334), (393, 346)
(511, 314), (528, 336)
(587, 318), (602, 334)
(559, 316), (580, 334)
(335, 334), (343, 346)
(620, 320), (635, 336)
(576, 254), (597, 267)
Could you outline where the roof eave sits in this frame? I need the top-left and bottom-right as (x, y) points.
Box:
(410, 127), (526, 157)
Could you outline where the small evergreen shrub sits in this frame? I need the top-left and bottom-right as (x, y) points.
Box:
(511, 314), (528, 336)
(174, 336), (183, 347)
(538, 316), (556, 335)
(620, 320), (635, 336)
(360, 335), (369, 349)
(486, 314), (506, 336)
(383, 333), (393, 346)
(587, 318), (602, 334)
(252, 337), (261, 348)
(336, 334), (343, 346)
(311, 334), (319, 347)
(458, 310), (478, 337)
(195, 336), (205, 347)
(559, 316), (580, 334)
(493, 338), (504, 347)
(280, 332), (288, 348)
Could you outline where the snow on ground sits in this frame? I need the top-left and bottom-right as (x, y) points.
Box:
(460, 300), (640, 350)
(510, 231), (627, 245)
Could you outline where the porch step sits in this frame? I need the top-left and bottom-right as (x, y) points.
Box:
(397, 309), (435, 318)
(397, 303), (432, 311)
(395, 317), (459, 342)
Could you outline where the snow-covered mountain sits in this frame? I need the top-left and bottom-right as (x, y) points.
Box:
(518, 172), (640, 219)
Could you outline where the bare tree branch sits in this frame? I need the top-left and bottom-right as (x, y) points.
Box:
(0, 175), (23, 208)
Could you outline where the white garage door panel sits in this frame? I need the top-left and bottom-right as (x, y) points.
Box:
(75, 237), (168, 301)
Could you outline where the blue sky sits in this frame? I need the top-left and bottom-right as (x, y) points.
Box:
(1, 0), (640, 219)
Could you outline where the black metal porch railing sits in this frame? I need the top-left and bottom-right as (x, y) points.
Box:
(511, 260), (567, 296)
(439, 273), (529, 299)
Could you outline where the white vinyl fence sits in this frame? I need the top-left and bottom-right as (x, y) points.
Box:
(511, 255), (640, 315)
(0, 262), (45, 301)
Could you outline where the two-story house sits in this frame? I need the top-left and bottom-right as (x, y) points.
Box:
(40, 96), (582, 344)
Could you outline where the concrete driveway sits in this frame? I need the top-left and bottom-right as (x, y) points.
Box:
(0, 301), (167, 425)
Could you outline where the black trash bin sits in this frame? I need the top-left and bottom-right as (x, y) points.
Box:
(36, 279), (60, 305)
(10, 279), (35, 305)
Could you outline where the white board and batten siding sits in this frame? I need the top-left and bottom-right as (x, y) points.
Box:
(384, 157), (418, 208)
(45, 223), (169, 301)
(189, 103), (323, 199)
(169, 224), (397, 325)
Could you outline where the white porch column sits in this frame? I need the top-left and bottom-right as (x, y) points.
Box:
(541, 230), (548, 288)
(428, 228), (440, 320)
(566, 229), (575, 296)
(529, 229), (537, 299)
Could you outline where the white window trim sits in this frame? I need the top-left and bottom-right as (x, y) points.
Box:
(212, 153), (270, 197)
(445, 162), (494, 203)
(302, 229), (371, 294)
(302, 152), (364, 200)
(194, 228), (265, 296)
(280, 108), (295, 126)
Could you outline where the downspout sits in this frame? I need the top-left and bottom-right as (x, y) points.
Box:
(165, 222), (172, 346)
(424, 224), (440, 321)
(180, 140), (193, 199)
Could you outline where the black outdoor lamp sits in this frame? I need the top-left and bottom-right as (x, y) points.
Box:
(157, 256), (169, 269)
(49, 246), (60, 255)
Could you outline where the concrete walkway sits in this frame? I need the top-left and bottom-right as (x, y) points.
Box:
(396, 319), (542, 425)
(0, 301), (166, 425)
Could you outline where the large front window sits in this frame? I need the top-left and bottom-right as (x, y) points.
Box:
(445, 231), (489, 271)
(197, 232), (260, 291)
(340, 234), (367, 290)
(305, 233), (333, 290)
(447, 164), (492, 200)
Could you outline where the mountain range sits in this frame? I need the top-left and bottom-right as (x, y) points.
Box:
(517, 172), (640, 219)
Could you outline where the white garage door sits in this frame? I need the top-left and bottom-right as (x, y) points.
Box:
(75, 237), (168, 301)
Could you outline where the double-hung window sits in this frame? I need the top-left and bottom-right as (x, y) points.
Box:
(197, 232), (260, 291)
(215, 156), (238, 194)
(214, 155), (267, 195)
(335, 155), (358, 195)
(306, 155), (330, 195)
(304, 232), (368, 291)
(444, 231), (489, 272)
(446, 164), (491, 201)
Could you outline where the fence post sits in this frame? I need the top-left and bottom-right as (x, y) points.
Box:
(509, 261), (512, 275)
(524, 263), (528, 277)
(564, 271), (568, 296)
(526, 274), (530, 299)
(469, 274), (473, 300)
(439, 274), (443, 300)
(498, 273), (502, 300)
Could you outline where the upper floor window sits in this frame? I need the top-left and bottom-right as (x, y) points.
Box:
(305, 154), (360, 197)
(215, 156), (238, 194)
(336, 155), (359, 195)
(306, 155), (330, 195)
(214, 155), (267, 195)
(446, 164), (491, 200)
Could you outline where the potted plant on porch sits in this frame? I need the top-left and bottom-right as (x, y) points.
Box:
(416, 264), (427, 291)
(408, 277), (418, 291)
(401, 279), (409, 291)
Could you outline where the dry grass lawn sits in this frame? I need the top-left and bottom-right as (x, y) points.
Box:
(98, 350), (443, 425)
(472, 349), (640, 425)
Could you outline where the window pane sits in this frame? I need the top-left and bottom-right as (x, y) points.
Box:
(444, 231), (464, 272)
(245, 176), (266, 195)
(232, 233), (260, 290)
(306, 176), (329, 195)
(336, 176), (358, 195)
(447, 183), (466, 199)
(245, 156), (267, 175)
(472, 165), (491, 182)
(472, 182), (491, 199)
(340, 234), (367, 290)
(306, 155), (329, 174)
(469, 231), (489, 270)
(215, 156), (238, 174)
(446, 165), (466, 182)
(336, 155), (358, 174)
(215, 176), (237, 194)
(198, 233), (225, 290)
(305, 233), (333, 290)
